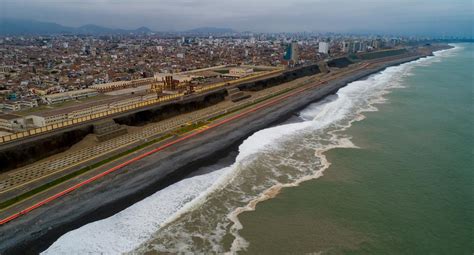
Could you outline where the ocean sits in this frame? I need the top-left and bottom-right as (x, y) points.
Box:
(43, 44), (473, 254)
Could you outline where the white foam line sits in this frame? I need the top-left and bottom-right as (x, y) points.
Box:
(42, 165), (238, 254)
(44, 45), (461, 255)
(226, 45), (461, 253)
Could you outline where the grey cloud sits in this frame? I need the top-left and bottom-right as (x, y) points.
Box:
(0, 0), (472, 36)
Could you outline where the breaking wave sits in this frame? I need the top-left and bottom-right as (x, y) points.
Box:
(43, 45), (459, 254)
(42, 166), (235, 254)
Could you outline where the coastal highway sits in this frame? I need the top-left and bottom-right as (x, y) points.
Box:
(0, 61), (372, 225)
(0, 49), (441, 254)
(0, 50), (435, 230)
(0, 71), (320, 201)
(0, 67), (284, 148)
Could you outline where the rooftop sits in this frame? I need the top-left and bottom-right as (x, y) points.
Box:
(0, 113), (23, 120)
(28, 95), (128, 117)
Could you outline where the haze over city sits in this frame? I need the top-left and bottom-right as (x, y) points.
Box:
(1, 0), (473, 36)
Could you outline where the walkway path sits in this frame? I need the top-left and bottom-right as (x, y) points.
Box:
(0, 73), (323, 195)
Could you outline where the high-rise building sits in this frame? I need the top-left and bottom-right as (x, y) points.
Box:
(318, 42), (329, 54)
(283, 42), (299, 64)
(342, 41), (350, 53)
(353, 41), (361, 53)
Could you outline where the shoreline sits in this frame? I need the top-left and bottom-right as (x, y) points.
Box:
(0, 48), (449, 254)
(226, 44), (471, 255)
(226, 49), (451, 253)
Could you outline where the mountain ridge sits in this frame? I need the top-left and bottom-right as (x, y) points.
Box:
(0, 18), (154, 35)
(0, 18), (237, 35)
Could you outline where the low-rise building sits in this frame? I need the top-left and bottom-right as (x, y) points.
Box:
(19, 99), (39, 109)
(154, 73), (193, 83)
(25, 93), (159, 128)
(26, 111), (68, 127)
(68, 89), (99, 100)
(0, 113), (26, 132)
(90, 78), (156, 93)
(1, 100), (39, 112)
(228, 67), (254, 77)
(42, 89), (98, 104)
(2, 101), (22, 111)
(318, 42), (330, 54)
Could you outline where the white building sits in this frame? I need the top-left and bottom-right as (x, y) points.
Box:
(42, 89), (98, 104)
(2, 101), (22, 111)
(342, 41), (350, 53)
(90, 78), (156, 93)
(0, 114), (26, 132)
(318, 42), (330, 54)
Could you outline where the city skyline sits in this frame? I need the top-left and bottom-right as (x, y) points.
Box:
(1, 0), (473, 36)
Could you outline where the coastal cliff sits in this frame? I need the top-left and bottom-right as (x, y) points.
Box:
(0, 64), (321, 173)
(0, 50), (445, 254)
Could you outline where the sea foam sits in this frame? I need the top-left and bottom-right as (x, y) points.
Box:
(42, 167), (234, 254)
(44, 45), (460, 254)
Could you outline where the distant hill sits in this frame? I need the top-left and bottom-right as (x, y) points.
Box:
(0, 18), (154, 35)
(0, 18), (73, 35)
(135, 26), (152, 33)
(0, 18), (237, 36)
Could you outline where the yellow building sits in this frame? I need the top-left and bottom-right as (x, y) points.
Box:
(228, 67), (254, 77)
(90, 78), (156, 92)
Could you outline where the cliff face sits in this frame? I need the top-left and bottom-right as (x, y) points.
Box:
(238, 64), (321, 91)
(0, 65), (320, 173)
(114, 90), (227, 127)
(0, 126), (93, 173)
(0, 55), (428, 255)
(327, 57), (353, 68)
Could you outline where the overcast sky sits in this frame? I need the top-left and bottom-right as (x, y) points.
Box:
(1, 0), (473, 36)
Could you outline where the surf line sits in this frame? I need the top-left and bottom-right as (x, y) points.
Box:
(0, 62), (371, 225)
